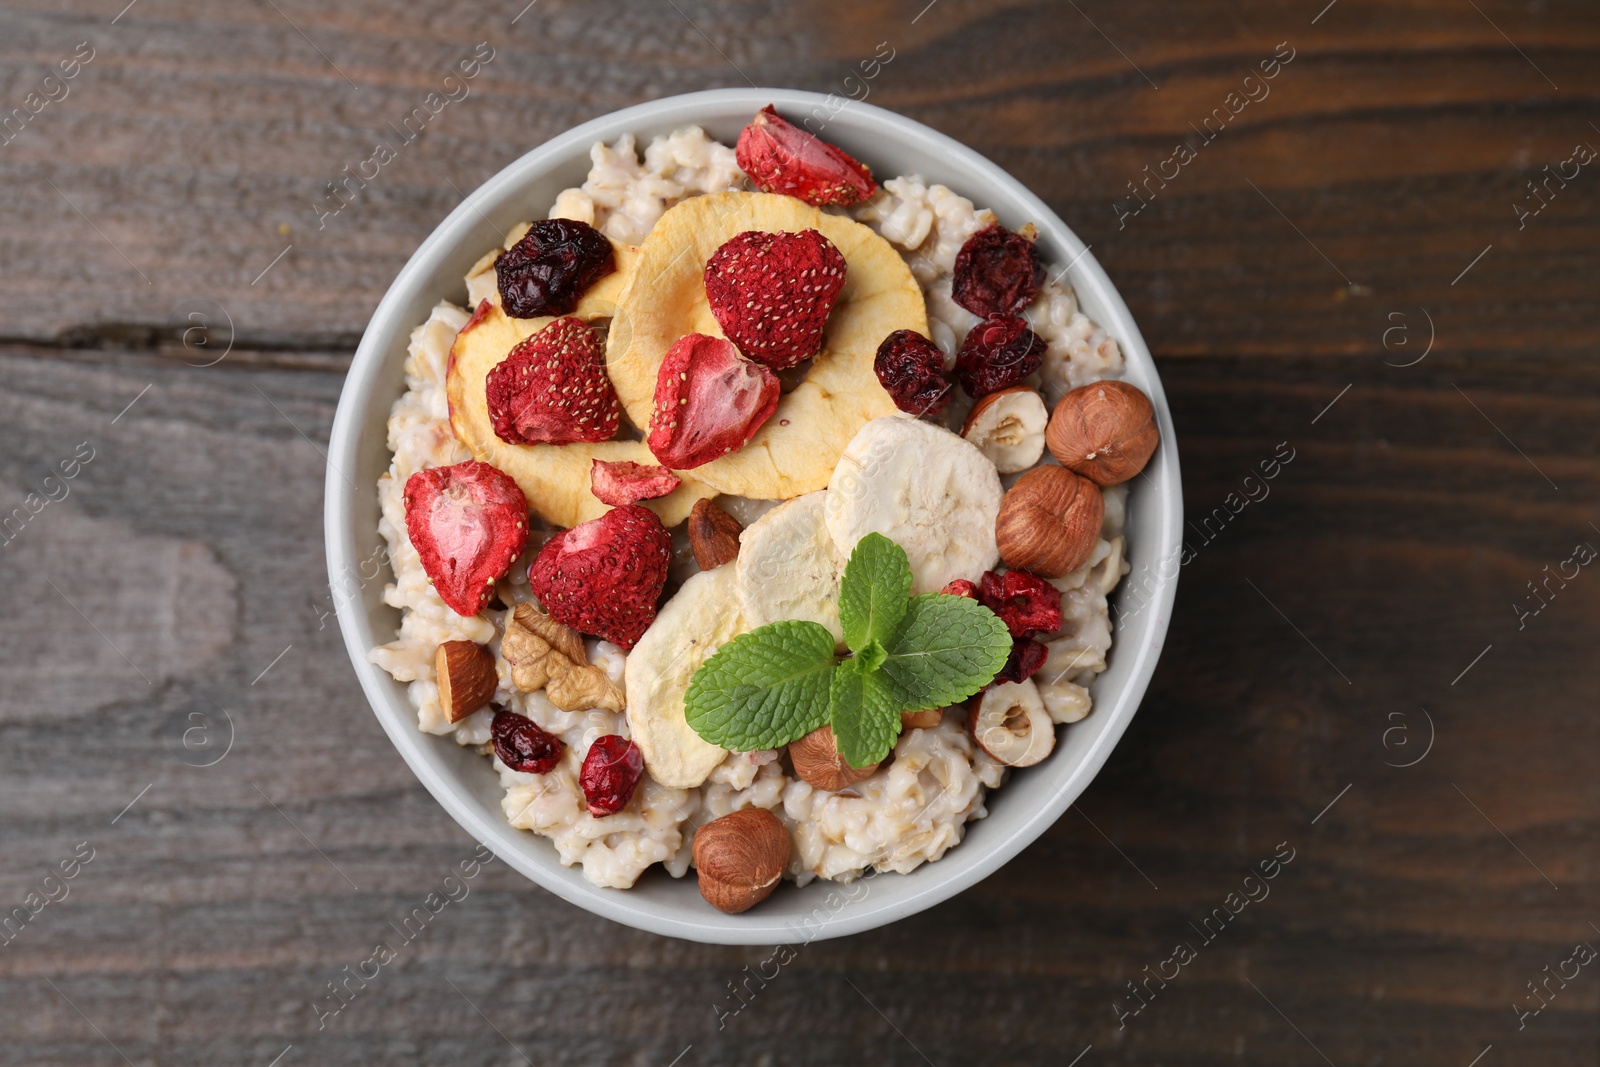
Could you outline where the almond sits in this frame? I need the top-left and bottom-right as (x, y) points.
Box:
(900, 709), (942, 730)
(1045, 379), (1158, 486)
(435, 640), (497, 723)
(688, 498), (743, 570)
(994, 465), (1104, 578)
(693, 808), (791, 914)
(789, 724), (878, 791)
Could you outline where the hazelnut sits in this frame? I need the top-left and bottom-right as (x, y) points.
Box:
(1038, 676), (1092, 724)
(1045, 380), (1158, 486)
(994, 465), (1104, 578)
(688, 498), (743, 570)
(968, 680), (1055, 767)
(961, 386), (1047, 474)
(900, 708), (942, 730)
(435, 640), (497, 723)
(693, 808), (791, 914)
(789, 724), (879, 791)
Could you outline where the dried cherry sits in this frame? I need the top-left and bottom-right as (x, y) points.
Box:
(993, 638), (1049, 685)
(952, 223), (1044, 317)
(873, 329), (951, 417)
(491, 707), (565, 774)
(955, 315), (1046, 397)
(495, 218), (616, 318)
(579, 735), (644, 817)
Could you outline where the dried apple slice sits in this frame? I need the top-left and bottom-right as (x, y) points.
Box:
(446, 260), (717, 529)
(606, 191), (928, 500)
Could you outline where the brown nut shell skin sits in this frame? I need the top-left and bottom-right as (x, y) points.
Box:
(435, 641), (498, 723)
(994, 466), (1104, 578)
(789, 724), (879, 790)
(688, 498), (743, 570)
(694, 808), (792, 914)
(1045, 379), (1158, 486)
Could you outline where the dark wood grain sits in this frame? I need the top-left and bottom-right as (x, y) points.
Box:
(1, 1), (1597, 1064)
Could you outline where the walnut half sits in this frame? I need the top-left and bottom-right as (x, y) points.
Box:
(502, 602), (625, 713)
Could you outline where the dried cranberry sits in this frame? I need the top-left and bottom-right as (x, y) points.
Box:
(993, 637), (1048, 685)
(495, 219), (616, 318)
(491, 707), (565, 774)
(873, 329), (951, 417)
(579, 735), (644, 817)
(952, 223), (1045, 317)
(941, 578), (979, 599)
(955, 315), (1046, 397)
(978, 569), (1063, 637)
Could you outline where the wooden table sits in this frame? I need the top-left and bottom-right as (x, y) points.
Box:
(2, 1), (1596, 1063)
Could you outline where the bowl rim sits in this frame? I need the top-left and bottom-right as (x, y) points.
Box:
(326, 87), (1181, 944)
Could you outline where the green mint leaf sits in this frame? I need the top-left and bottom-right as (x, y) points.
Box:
(878, 593), (1012, 711)
(828, 656), (904, 769)
(684, 620), (836, 752)
(837, 532), (912, 654)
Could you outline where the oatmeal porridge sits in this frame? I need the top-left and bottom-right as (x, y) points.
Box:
(367, 107), (1154, 910)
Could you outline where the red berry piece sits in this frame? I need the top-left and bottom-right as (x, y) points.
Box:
(647, 334), (781, 469)
(460, 297), (495, 336)
(977, 569), (1063, 638)
(952, 223), (1045, 317)
(485, 317), (620, 446)
(590, 459), (682, 507)
(495, 218), (616, 318)
(491, 707), (565, 774)
(941, 578), (979, 599)
(403, 460), (529, 617)
(735, 105), (877, 207)
(955, 315), (1047, 397)
(579, 734), (644, 817)
(873, 329), (951, 417)
(993, 637), (1049, 685)
(704, 229), (847, 370)
(527, 504), (671, 649)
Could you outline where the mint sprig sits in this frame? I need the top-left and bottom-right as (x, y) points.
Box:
(877, 594), (1015, 711)
(828, 657), (903, 770)
(682, 533), (1011, 769)
(683, 620), (836, 752)
(838, 532), (911, 652)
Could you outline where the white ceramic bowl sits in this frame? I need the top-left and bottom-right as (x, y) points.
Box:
(326, 88), (1181, 944)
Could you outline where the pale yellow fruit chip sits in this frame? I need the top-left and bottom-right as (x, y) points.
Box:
(445, 252), (716, 530)
(606, 191), (928, 499)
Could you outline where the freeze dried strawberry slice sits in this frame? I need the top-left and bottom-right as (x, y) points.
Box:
(590, 459), (682, 506)
(704, 229), (847, 370)
(977, 569), (1063, 638)
(941, 578), (979, 599)
(485, 317), (620, 446)
(579, 734), (644, 816)
(647, 334), (780, 469)
(527, 504), (671, 649)
(735, 105), (877, 207)
(952, 224), (1045, 317)
(403, 460), (530, 617)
